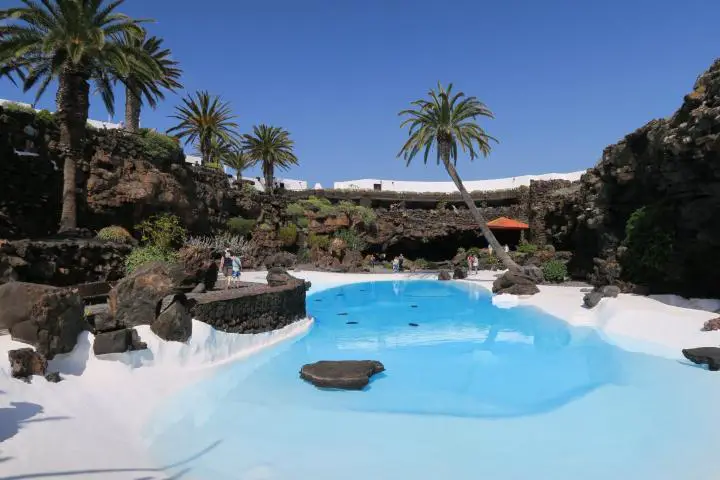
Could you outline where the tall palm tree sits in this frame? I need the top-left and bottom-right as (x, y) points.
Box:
(398, 82), (520, 271)
(221, 148), (252, 182)
(119, 31), (182, 132)
(242, 124), (298, 193)
(168, 90), (239, 165)
(0, 0), (154, 232)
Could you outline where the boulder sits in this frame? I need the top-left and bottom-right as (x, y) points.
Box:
(522, 265), (545, 284)
(266, 267), (295, 287)
(8, 348), (47, 380)
(682, 347), (720, 371)
(44, 372), (63, 383)
(11, 288), (86, 359)
(492, 271), (540, 296)
(151, 294), (192, 342)
(701, 317), (720, 332)
(583, 291), (604, 308)
(438, 270), (452, 281)
(300, 360), (385, 390)
(453, 267), (467, 280)
(108, 261), (184, 327)
(93, 328), (146, 355)
(601, 285), (621, 298)
(177, 246), (219, 290)
(92, 311), (119, 333)
(340, 250), (365, 272)
(0, 282), (57, 331)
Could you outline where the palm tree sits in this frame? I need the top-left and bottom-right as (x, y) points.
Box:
(221, 148), (252, 182)
(119, 31), (182, 132)
(168, 90), (239, 165)
(242, 124), (298, 193)
(0, 0), (154, 232)
(398, 82), (520, 271)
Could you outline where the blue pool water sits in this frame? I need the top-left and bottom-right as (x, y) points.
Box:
(146, 280), (720, 479)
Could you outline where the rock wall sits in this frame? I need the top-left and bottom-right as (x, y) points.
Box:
(189, 280), (307, 334)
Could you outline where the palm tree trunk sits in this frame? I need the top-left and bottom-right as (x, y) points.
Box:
(236, 170), (242, 182)
(200, 135), (211, 166)
(124, 83), (141, 132)
(263, 159), (274, 194)
(439, 143), (520, 272)
(55, 66), (90, 232)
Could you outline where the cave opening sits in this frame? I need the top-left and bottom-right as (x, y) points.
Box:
(378, 229), (522, 262)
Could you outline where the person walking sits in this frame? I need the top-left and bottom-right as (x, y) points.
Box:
(230, 252), (242, 288)
(222, 249), (233, 289)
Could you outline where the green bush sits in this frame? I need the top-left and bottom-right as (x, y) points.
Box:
(259, 222), (273, 231)
(2, 102), (35, 115)
(337, 200), (376, 225)
(125, 245), (178, 274)
(302, 196), (335, 217)
(542, 260), (568, 283)
(308, 232), (330, 250)
(286, 203), (305, 217)
(138, 129), (181, 161)
(296, 216), (309, 228)
(35, 109), (56, 127)
(622, 205), (674, 284)
(413, 258), (430, 270)
(135, 213), (187, 250)
(97, 226), (133, 244)
(227, 217), (256, 236)
(334, 229), (367, 252)
(278, 224), (298, 246)
(516, 241), (539, 255)
(296, 246), (310, 263)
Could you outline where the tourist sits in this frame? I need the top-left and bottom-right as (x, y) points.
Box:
(230, 252), (242, 287)
(398, 254), (405, 272)
(504, 244), (509, 253)
(488, 245), (494, 256)
(222, 249), (233, 289)
(369, 254), (376, 271)
(472, 254), (479, 274)
(392, 256), (399, 272)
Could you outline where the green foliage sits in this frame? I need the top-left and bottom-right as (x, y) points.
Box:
(413, 258), (430, 270)
(516, 241), (539, 255)
(259, 222), (273, 231)
(278, 224), (299, 246)
(436, 200), (447, 211)
(466, 246), (483, 257)
(622, 205), (675, 284)
(35, 109), (56, 127)
(227, 217), (256, 236)
(334, 229), (367, 252)
(307, 232), (330, 250)
(286, 202), (306, 217)
(296, 246), (310, 263)
(125, 245), (178, 274)
(296, 216), (309, 228)
(135, 213), (187, 250)
(138, 129), (181, 161)
(542, 260), (568, 283)
(301, 196), (335, 217)
(354, 205), (377, 225)
(1, 102), (35, 115)
(97, 226), (133, 244)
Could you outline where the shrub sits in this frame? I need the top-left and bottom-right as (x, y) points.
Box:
(35, 109), (56, 127)
(135, 213), (187, 250)
(296, 246), (310, 263)
(354, 205), (377, 225)
(516, 241), (539, 255)
(259, 222), (273, 231)
(334, 229), (367, 252)
(286, 202), (305, 217)
(97, 226), (133, 244)
(2, 102), (35, 115)
(138, 129), (181, 161)
(278, 224), (298, 246)
(621, 205), (674, 284)
(302, 196), (335, 217)
(413, 258), (430, 270)
(186, 233), (247, 252)
(125, 245), (178, 274)
(296, 216), (309, 228)
(308, 232), (330, 250)
(227, 217), (256, 236)
(542, 260), (568, 283)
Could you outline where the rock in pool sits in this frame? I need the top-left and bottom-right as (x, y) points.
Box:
(300, 360), (385, 390)
(682, 347), (720, 371)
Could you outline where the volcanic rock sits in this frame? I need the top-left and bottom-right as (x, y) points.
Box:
(151, 294), (192, 342)
(8, 348), (47, 380)
(492, 271), (540, 296)
(682, 347), (720, 371)
(300, 360), (385, 390)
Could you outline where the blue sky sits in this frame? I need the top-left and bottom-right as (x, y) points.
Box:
(2, 0), (719, 187)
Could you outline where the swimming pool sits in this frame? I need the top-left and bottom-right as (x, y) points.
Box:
(146, 280), (720, 479)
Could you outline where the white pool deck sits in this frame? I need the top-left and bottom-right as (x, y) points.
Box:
(1, 270), (719, 479)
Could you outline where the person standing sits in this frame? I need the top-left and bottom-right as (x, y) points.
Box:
(398, 254), (405, 272)
(472, 254), (479, 274)
(222, 249), (233, 289)
(467, 253), (474, 275)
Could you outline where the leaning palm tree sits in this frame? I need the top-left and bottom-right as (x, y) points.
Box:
(242, 124), (298, 193)
(221, 148), (252, 182)
(0, 0), (154, 232)
(167, 91), (239, 165)
(398, 82), (519, 271)
(119, 31), (182, 132)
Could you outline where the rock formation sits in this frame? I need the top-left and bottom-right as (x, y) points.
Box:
(300, 360), (385, 390)
(8, 348), (47, 381)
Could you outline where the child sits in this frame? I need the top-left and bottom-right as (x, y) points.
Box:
(230, 253), (242, 287)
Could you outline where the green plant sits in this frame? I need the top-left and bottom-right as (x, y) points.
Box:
(301, 196), (335, 217)
(334, 229), (367, 252)
(296, 246), (310, 263)
(35, 109), (56, 127)
(242, 124), (298, 194)
(227, 217), (256, 236)
(354, 205), (377, 225)
(307, 232), (330, 250)
(1, 102), (35, 115)
(436, 200), (447, 211)
(186, 233), (247, 252)
(135, 213), (187, 250)
(138, 129), (181, 161)
(125, 245), (178, 274)
(622, 205), (674, 284)
(296, 216), (309, 228)
(286, 203), (306, 217)
(97, 226), (133, 244)
(542, 260), (568, 283)
(259, 222), (273, 231)
(278, 224), (299, 246)
(413, 258), (430, 270)
(516, 241), (539, 255)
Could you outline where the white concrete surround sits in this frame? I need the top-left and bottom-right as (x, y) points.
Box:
(333, 171), (586, 193)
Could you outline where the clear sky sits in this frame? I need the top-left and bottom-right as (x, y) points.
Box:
(2, 0), (719, 187)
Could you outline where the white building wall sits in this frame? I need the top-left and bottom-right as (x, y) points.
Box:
(333, 171), (586, 193)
